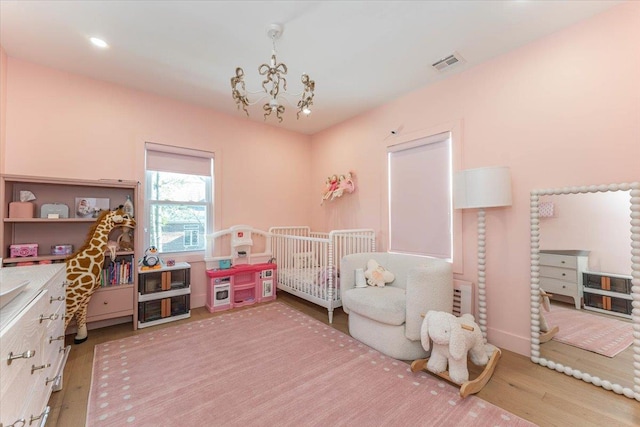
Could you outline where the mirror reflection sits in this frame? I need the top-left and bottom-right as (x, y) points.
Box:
(535, 190), (633, 390)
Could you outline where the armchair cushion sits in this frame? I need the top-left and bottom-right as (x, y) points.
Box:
(405, 264), (455, 340)
(343, 286), (406, 326)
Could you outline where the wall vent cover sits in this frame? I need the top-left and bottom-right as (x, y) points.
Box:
(432, 52), (465, 72)
(453, 280), (473, 317)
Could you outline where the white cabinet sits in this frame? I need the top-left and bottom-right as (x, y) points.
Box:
(0, 264), (70, 427)
(539, 250), (589, 309)
(137, 263), (191, 328)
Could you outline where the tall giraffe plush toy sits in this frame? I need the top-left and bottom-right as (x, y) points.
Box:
(65, 207), (136, 343)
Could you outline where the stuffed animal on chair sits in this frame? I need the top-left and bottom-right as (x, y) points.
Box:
(364, 259), (394, 287)
(420, 311), (488, 384)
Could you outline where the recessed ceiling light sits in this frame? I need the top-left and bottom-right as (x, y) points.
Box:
(89, 37), (109, 48)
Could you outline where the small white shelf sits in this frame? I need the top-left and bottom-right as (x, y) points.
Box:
(137, 263), (191, 329)
(137, 312), (191, 329)
(583, 288), (632, 300)
(138, 286), (190, 302)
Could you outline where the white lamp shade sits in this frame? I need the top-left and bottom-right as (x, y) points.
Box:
(454, 166), (512, 209)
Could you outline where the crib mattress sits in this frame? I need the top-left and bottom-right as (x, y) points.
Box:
(278, 267), (339, 289)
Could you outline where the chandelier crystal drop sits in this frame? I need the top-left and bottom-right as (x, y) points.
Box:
(230, 23), (315, 123)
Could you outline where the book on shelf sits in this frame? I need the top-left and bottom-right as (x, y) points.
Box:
(101, 254), (135, 287)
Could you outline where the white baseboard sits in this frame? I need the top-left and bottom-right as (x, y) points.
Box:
(486, 327), (531, 357)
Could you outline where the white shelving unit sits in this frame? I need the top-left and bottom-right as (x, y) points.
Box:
(137, 262), (191, 328)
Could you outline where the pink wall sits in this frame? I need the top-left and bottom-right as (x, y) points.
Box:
(310, 2), (640, 355)
(0, 46), (7, 173)
(539, 191), (631, 275)
(3, 58), (312, 307)
(1, 46), (7, 218)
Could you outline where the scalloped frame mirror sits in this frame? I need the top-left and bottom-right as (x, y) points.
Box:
(530, 182), (639, 400)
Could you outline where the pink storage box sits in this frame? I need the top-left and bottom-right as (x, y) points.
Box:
(9, 202), (35, 218)
(10, 243), (38, 258)
(51, 244), (73, 255)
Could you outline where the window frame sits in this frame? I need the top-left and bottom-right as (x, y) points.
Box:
(144, 143), (214, 256)
(384, 122), (463, 274)
(387, 132), (452, 259)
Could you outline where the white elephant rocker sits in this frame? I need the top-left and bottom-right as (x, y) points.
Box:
(411, 311), (502, 397)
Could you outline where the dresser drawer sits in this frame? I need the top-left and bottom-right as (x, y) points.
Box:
(0, 264), (67, 427)
(539, 265), (578, 283)
(87, 286), (134, 321)
(24, 341), (68, 427)
(0, 290), (48, 425)
(42, 302), (66, 373)
(47, 276), (67, 309)
(539, 277), (578, 297)
(23, 383), (52, 427)
(37, 296), (63, 331)
(539, 253), (578, 269)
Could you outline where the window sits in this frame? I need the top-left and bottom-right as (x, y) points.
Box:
(388, 131), (452, 259)
(145, 143), (214, 254)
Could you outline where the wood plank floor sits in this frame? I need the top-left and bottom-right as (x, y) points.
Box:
(539, 301), (634, 390)
(47, 292), (640, 427)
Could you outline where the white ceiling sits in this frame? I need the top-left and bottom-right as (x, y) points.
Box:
(0, 1), (623, 135)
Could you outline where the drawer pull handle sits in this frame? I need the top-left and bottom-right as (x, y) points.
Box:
(39, 314), (59, 323)
(49, 296), (65, 303)
(562, 273), (566, 276)
(49, 335), (65, 344)
(3, 418), (26, 427)
(7, 350), (36, 365)
(31, 363), (50, 374)
(104, 301), (108, 305)
(46, 374), (61, 385)
(29, 406), (50, 427)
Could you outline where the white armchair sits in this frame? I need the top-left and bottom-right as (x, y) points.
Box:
(341, 252), (453, 360)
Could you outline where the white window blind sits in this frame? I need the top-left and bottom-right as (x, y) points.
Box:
(388, 132), (452, 259)
(145, 142), (214, 253)
(146, 143), (213, 176)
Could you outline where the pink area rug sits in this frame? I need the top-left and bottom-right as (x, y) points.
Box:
(544, 304), (633, 357)
(87, 303), (535, 426)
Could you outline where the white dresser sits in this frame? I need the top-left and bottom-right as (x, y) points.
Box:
(0, 264), (70, 427)
(539, 250), (589, 309)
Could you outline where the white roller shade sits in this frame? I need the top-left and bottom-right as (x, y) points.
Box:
(146, 143), (213, 176)
(388, 132), (452, 258)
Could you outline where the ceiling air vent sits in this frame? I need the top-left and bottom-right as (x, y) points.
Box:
(432, 52), (465, 72)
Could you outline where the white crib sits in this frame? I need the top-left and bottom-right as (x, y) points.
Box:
(269, 226), (376, 323)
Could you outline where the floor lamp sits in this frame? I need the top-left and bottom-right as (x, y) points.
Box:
(454, 166), (512, 344)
